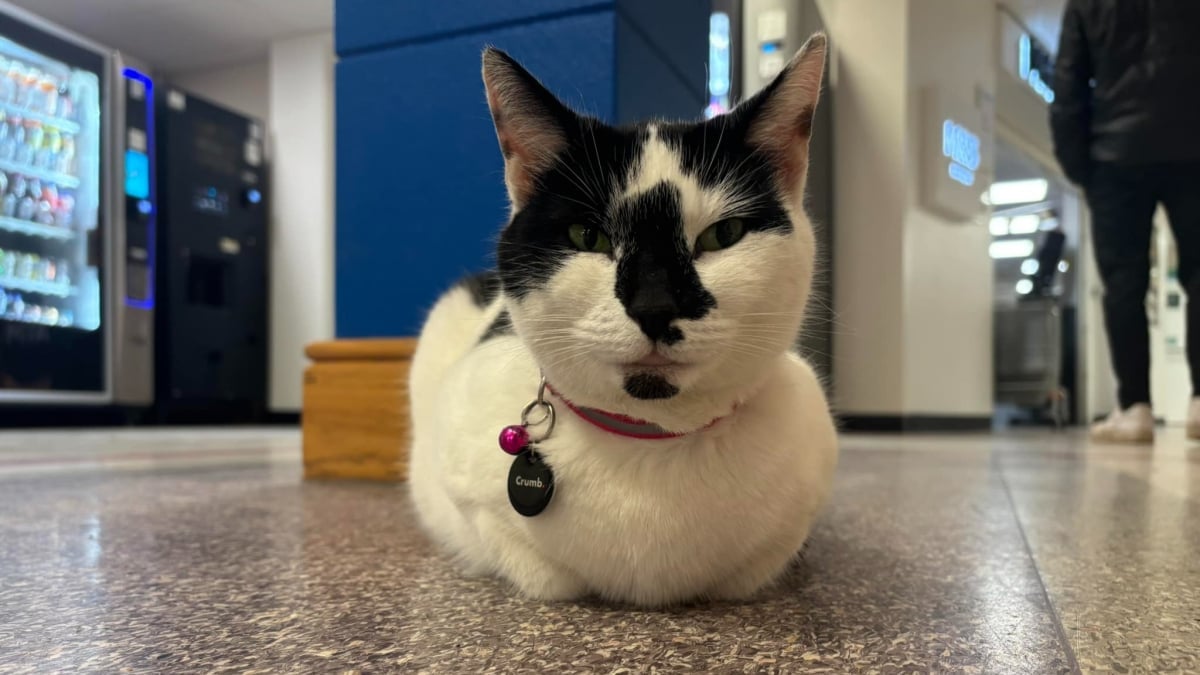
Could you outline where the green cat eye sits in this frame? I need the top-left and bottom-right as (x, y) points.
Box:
(567, 224), (613, 254)
(696, 218), (746, 253)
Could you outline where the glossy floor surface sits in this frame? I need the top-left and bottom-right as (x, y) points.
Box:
(0, 428), (1197, 673)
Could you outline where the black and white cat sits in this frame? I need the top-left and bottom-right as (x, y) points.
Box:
(409, 35), (837, 606)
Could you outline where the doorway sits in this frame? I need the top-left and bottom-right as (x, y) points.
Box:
(990, 139), (1083, 427)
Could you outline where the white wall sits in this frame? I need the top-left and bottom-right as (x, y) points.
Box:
(901, 0), (996, 416)
(267, 32), (336, 412)
(822, 0), (996, 419)
(168, 60), (270, 123)
(819, 0), (909, 414)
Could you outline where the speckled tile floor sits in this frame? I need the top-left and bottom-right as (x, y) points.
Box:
(0, 428), (1197, 673)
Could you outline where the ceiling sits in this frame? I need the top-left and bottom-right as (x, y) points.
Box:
(6, 0), (332, 73)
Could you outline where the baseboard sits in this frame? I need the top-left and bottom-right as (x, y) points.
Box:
(839, 414), (992, 433)
(0, 405), (297, 429)
(264, 411), (301, 425)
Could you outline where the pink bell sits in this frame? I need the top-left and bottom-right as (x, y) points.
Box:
(498, 425), (529, 455)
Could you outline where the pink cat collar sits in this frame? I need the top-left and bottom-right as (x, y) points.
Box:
(544, 383), (726, 440)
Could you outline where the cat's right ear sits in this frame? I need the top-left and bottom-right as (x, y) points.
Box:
(482, 48), (573, 209)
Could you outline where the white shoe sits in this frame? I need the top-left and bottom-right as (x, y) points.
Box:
(1188, 398), (1200, 441)
(1090, 403), (1154, 444)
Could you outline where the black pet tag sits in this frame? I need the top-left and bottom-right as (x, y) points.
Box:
(507, 450), (555, 517)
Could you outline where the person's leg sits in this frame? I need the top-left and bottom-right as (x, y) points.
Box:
(1157, 161), (1200, 436)
(1087, 163), (1158, 411)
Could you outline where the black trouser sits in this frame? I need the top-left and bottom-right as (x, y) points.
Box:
(1087, 162), (1200, 409)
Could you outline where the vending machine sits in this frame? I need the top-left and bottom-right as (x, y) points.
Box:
(708, 0), (835, 383)
(0, 1), (158, 415)
(152, 87), (267, 421)
(0, 2), (110, 403)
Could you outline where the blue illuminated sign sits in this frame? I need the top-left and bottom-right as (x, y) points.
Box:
(706, 12), (732, 119)
(1018, 34), (1055, 104)
(942, 119), (981, 187)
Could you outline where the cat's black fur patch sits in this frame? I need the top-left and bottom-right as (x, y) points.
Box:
(612, 182), (716, 345)
(458, 271), (502, 308)
(497, 120), (642, 300)
(623, 373), (680, 400)
(480, 309), (513, 342)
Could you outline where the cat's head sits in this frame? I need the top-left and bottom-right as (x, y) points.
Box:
(483, 36), (826, 432)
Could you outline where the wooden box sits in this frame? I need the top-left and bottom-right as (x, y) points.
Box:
(302, 338), (417, 481)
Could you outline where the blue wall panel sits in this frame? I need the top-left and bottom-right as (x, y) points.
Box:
(335, 12), (617, 337)
(336, 0), (611, 55)
(615, 14), (705, 125)
(616, 0), (709, 100)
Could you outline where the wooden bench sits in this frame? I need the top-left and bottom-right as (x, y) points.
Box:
(302, 339), (416, 481)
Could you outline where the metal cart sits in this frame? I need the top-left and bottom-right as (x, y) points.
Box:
(994, 297), (1070, 427)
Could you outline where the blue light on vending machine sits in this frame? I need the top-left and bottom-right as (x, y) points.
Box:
(123, 67), (156, 311)
(706, 12), (732, 119)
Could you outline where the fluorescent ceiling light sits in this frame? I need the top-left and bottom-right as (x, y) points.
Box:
(988, 179), (1049, 206)
(1016, 279), (1034, 295)
(1008, 214), (1041, 235)
(989, 216), (1009, 236)
(990, 239), (1036, 259)
(1020, 259), (1040, 275)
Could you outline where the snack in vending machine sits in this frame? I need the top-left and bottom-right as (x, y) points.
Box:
(2, 61), (22, 103)
(16, 192), (35, 220)
(55, 134), (75, 175)
(0, 170), (7, 196)
(35, 197), (53, 225)
(1, 250), (15, 276)
(43, 306), (58, 325)
(57, 94), (74, 122)
(24, 303), (40, 322)
(16, 253), (36, 279)
(37, 127), (62, 169)
(54, 194), (74, 228)
(37, 257), (53, 282)
(18, 67), (40, 109)
(0, 115), (22, 160)
(57, 258), (70, 285)
(38, 73), (59, 116)
(0, 288), (7, 315)
(1, 181), (16, 217)
(9, 292), (23, 318)
(15, 121), (41, 165)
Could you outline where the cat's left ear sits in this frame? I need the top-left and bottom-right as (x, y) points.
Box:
(736, 33), (827, 200)
(482, 48), (575, 209)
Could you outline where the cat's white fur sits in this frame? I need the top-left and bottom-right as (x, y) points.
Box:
(408, 38), (837, 606)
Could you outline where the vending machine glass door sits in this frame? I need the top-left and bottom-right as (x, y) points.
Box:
(0, 9), (109, 400)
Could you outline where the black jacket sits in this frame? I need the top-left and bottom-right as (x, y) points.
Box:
(1051, 0), (1200, 185)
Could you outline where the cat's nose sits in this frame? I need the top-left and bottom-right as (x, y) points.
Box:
(626, 283), (681, 344)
